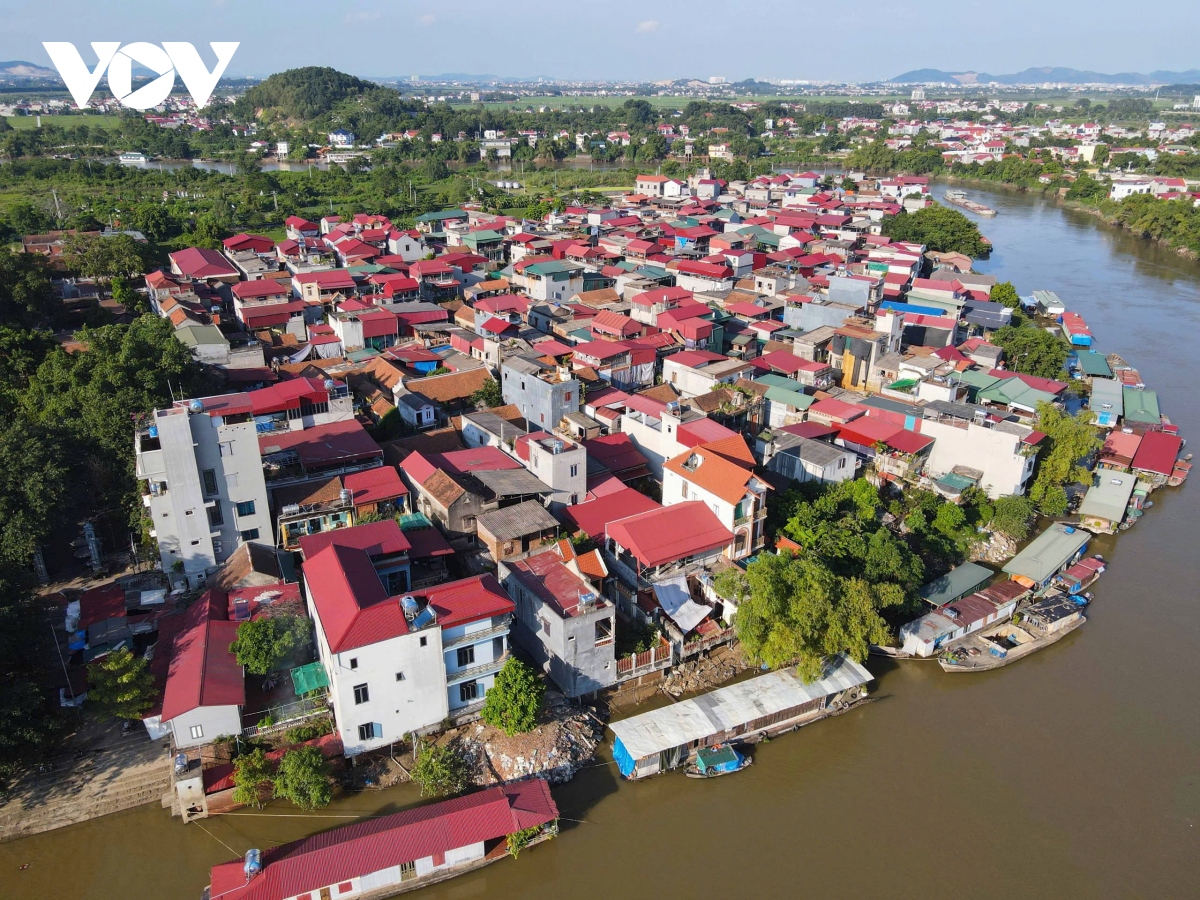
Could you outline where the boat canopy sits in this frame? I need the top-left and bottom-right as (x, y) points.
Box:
(609, 654), (872, 774)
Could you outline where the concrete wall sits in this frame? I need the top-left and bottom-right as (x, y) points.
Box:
(501, 363), (580, 430)
(501, 567), (616, 697)
(306, 576), (449, 756)
(921, 419), (1036, 499)
(169, 704), (242, 749)
(525, 440), (587, 508)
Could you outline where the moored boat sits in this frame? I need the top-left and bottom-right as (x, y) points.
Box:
(938, 594), (1087, 672)
(685, 744), (752, 778)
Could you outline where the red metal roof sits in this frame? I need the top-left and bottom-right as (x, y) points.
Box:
(78, 583), (126, 629)
(583, 433), (650, 477)
(298, 520), (411, 561)
(562, 486), (660, 538)
(1131, 430), (1182, 475)
(605, 502), (733, 569)
(677, 418), (738, 447)
(232, 279), (290, 300)
(258, 420), (383, 468)
(160, 590), (244, 722)
(209, 779), (557, 900)
(170, 247), (237, 279)
(343, 466), (408, 505)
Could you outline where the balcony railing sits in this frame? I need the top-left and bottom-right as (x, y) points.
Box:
(445, 651), (509, 685)
(442, 618), (512, 650)
(734, 509), (767, 527)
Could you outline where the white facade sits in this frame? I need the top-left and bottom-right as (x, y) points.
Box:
(921, 419), (1037, 499)
(523, 436), (587, 509)
(387, 231), (428, 261)
(169, 704), (243, 750)
(136, 407), (273, 589)
(662, 466), (766, 559)
(619, 410), (688, 478)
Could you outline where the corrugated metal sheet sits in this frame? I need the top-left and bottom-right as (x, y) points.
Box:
(609, 654), (872, 761)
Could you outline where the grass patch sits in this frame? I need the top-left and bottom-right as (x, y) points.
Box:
(6, 114), (125, 130)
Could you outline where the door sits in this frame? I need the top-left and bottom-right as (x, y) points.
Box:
(320, 889), (332, 900)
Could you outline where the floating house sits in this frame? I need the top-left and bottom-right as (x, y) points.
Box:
(899, 586), (1020, 657)
(918, 561), (994, 608)
(1002, 523), (1089, 590)
(609, 654), (872, 780)
(204, 779), (558, 900)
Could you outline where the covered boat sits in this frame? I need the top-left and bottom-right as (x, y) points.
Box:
(686, 744), (751, 778)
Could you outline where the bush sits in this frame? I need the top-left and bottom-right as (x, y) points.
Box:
(284, 719), (332, 745)
(232, 748), (275, 809)
(229, 614), (313, 675)
(480, 659), (544, 736)
(410, 740), (470, 798)
(87, 648), (157, 721)
(273, 745), (332, 809)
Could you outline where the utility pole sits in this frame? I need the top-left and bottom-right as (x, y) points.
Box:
(50, 188), (62, 221)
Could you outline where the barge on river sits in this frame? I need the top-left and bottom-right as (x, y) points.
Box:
(202, 779), (558, 900)
(939, 593), (1087, 672)
(609, 653), (872, 780)
(944, 189), (997, 216)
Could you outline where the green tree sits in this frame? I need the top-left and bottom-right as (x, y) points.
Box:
(0, 419), (69, 570)
(881, 204), (989, 257)
(1066, 173), (1108, 202)
(273, 745), (333, 809)
(87, 648), (157, 721)
(736, 552), (901, 678)
(991, 325), (1069, 379)
(0, 250), (59, 327)
(991, 281), (1021, 310)
(989, 495), (1036, 541)
(1029, 401), (1101, 515)
(232, 747), (276, 809)
(410, 740), (470, 798)
(229, 615), (312, 675)
(62, 233), (145, 280)
(469, 377), (504, 408)
(480, 658), (544, 736)
(0, 679), (61, 788)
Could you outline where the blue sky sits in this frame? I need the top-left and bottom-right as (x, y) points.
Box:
(4, 0), (1199, 82)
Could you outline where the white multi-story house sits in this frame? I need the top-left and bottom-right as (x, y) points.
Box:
(302, 523), (515, 757)
(517, 432), (587, 509)
(661, 439), (770, 560)
(135, 379), (357, 587)
(920, 404), (1040, 498)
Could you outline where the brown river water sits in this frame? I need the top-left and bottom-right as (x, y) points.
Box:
(1, 184), (1197, 899)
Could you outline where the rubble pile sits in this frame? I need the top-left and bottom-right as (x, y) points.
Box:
(661, 644), (747, 697)
(452, 694), (605, 786)
(971, 530), (1018, 565)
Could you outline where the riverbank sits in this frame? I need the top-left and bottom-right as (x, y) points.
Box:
(933, 173), (1200, 259)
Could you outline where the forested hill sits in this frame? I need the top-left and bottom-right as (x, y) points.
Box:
(231, 67), (386, 121)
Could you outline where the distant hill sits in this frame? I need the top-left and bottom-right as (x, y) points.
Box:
(232, 67), (382, 120)
(890, 66), (1200, 86)
(0, 60), (58, 79)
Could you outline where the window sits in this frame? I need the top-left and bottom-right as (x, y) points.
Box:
(239, 529), (260, 542)
(207, 501), (223, 527)
(349, 658), (358, 670)
(399, 861), (416, 882)
(459, 680), (478, 703)
(357, 723), (380, 741)
(456, 646), (475, 668)
(838, 457), (846, 469)
(184, 509), (194, 516)
(190, 539), (200, 546)
(541, 618), (550, 636)
(201, 468), (218, 497)
(419, 636), (428, 647)
(565, 391), (573, 403)
(235, 500), (256, 517)
(353, 684), (369, 704)
(680, 482), (688, 499)
(189, 724), (203, 740)
(569, 464), (578, 477)
(219, 441), (233, 457)
(395, 671), (405, 682)
(595, 618), (613, 646)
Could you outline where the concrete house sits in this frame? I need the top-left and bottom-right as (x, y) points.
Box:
(303, 526), (514, 756)
(661, 439), (769, 560)
(502, 355), (582, 430)
(500, 541), (616, 698)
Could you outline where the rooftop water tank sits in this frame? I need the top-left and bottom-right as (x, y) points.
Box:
(399, 595), (419, 620)
(244, 848), (262, 879)
(188, 399), (204, 414)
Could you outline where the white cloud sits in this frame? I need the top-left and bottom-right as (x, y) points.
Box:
(636, 20), (660, 33)
(419, 13), (437, 25)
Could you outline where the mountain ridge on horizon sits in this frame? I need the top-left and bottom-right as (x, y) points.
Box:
(891, 66), (1200, 86)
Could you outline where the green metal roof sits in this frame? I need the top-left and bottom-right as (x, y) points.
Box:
(1122, 387), (1160, 424)
(398, 512), (433, 530)
(919, 562), (994, 607)
(1002, 524), (1090, 584)
(887, 377), (920, 391)
(462, 230), (503, 246)
(416, 209), (468, 222)
(291, 662), (329, 695)
(765, 385), (814, 410)
(1075, 351), (1112, 378)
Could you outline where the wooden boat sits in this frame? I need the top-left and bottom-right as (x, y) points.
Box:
(943, 189), (997, 216)
(1054, 556), (1105, 594)
(939, 596), (1087, 673)
(685, 744), (752, 779)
